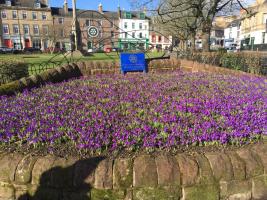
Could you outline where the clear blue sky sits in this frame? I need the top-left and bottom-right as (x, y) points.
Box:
(49, 0), (132, 11)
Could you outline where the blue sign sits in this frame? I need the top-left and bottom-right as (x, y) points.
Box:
(120, 53), (147, 74)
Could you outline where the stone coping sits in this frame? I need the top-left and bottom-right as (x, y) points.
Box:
(0, 142), (266, 200)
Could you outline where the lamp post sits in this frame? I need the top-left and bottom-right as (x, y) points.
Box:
(72, 0), (78, 50)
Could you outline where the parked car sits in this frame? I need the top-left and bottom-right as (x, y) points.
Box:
(23, 47), (42, 54)
(0, 47), (14, 54)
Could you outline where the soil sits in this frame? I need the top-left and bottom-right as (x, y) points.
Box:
(0, 140), (264, 159)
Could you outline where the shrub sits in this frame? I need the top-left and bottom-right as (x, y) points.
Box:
(0, 59), (29, 85)
(0, 80), (23, 95)
(181, 51), (266, 76)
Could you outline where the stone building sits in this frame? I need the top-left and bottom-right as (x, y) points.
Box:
(51, 2), (119, 52)
(240, 0), (267, 50)
(0, 0), (52, 49)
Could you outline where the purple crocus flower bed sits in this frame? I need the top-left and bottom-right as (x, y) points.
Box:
(0, 72), (266, 154)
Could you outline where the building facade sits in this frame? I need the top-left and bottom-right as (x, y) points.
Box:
(224, 19), (241, 48)
(240, 0), (267, 50)
(0, 0), (52, 49)
(118, 10), (149, 51)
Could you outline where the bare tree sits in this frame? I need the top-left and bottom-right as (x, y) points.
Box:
(133, 0), (250, 52)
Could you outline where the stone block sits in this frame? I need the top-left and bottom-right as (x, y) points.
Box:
(251, 144), (267, 174)
(28, 187), (60, 200)
(252, 175), (267, 200)
(155, 155), (180, 186)
(15, 154), (38, 184)
(113, 158), (133, 189)
(0, 154), (22, 183)
(176, 154), (198, 186)
(0, 185), (14, 200)
(90, 189), (125, 200)
(182, 184), (219, 200)
(236, 149), (264, 178)
(226, 152), (246, 180)
(194, 154), (215, 184)
(133, 186), (181, 200)
(133, 155), (158, 187)
(205, 152), (234, 181)
(31, 155), (55, 186)
(220, 180), (252, 200)
(62, 190), (91, 200)
(94, 159), (113, 189)
(50, 157), (77, 188)
(73, 157), (105, 189)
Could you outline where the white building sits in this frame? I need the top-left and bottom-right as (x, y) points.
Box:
(224, 19), (241, 48)
(118, 10), (149, 50)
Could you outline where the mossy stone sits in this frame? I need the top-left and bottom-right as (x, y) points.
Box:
(90, 189), (125, 200)
(133, 187), (181, 200)
(183, 184), (219, 200)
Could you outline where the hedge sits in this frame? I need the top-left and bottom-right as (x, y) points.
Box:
(179, 51), (267, 76)
(0, 59), (29, 85)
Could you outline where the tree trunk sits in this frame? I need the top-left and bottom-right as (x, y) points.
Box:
(191, 34), (196, 52)
(202, 31), (210, 52)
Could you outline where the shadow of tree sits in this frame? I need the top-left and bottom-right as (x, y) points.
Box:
(18, 156), (105, 200)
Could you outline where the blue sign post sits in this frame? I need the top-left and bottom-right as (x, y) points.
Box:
(120, 53), (148, 74)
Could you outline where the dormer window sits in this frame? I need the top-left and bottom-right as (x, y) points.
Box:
(34, 0), (41, 8)
(139, 13), (145, 20)
(5, 0), (11, 6)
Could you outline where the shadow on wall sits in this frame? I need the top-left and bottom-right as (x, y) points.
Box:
(18, 156), (106, 200)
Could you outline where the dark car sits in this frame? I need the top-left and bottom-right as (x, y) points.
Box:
(0, 47), (14, 54)
(23, 47), (42, 54)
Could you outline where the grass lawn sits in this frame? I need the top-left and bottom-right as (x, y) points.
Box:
(0, 52), (166, 75)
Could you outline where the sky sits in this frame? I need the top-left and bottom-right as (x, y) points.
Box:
(49, 0), (132, 11)
(48, 0), (257, 12)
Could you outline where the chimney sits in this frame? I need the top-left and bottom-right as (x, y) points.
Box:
(63, 0), (68, 14)
(98, 3), (103, 14)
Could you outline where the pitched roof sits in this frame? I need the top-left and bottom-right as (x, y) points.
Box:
(51, 7), (118, 19)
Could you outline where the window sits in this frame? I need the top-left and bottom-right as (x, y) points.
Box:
(34, 1), (41, 8)
(139, 32), (142, 38)
(58, 17), (64, 24)
(1, 10), (7, 19)
(124, 22), (127, 29)
(158, 36), (162, 43)
(139, 23), (142, 30)
(132, 32), (135, 38)
(262, 32), (265, 44)
(12, 11), (17, 19)
(42, 12), (47, 20)
(144, 25), (147, 30)
(2, 24), (9, 34)
(32, 12), (37, 20)
(32, 39), (41, 48)
(125, 12), (132, 19)
(22, 11), (27, 19)
(13, 24), (19, 34)
(140, 13), (145, 19)
(111, 31), (115, 38)
(43, 25), (48, 35)
(86, 19), (92, 26)
(110, 21), (114, 27)
(124, 32), (127, 38)
(5, 0), (11, 6)
(23, 25), (29, 35)
(33, 25), (39, 35)
(132, 22), (135, 29)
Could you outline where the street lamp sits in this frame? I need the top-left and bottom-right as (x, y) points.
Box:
(72, 0), (78, 50)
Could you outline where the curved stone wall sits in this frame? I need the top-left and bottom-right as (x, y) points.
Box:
(0, 142), (266, 200)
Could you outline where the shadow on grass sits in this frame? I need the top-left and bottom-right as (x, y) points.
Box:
(18, 156), (105, 200)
